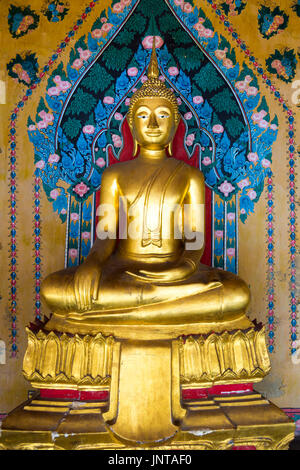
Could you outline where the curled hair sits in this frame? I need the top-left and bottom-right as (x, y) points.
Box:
(127, 78), (180, 127)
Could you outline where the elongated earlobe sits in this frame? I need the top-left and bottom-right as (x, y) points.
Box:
(133, 138), (138, 157)
(168, 141), (173, 157)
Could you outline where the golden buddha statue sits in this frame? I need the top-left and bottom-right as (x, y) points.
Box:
(1, 40), (295, 451)
(41, 41), (251, 335)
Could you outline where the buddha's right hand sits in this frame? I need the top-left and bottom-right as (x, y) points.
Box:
(74, 258), (101, 311)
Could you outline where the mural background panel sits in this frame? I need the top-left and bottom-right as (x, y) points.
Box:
(0, 0), (299, 414)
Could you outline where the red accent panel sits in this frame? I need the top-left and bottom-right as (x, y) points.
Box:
(109, 118), (138, 166)
(118, 118), (138, 162)
(210, 383), (253, 395)
(95, 187), (101, 240)
(108, 145), (118, 166)
(182, 388), (209, 400)
(39, 389), (109, 401)
(232, 446), (256, 451)
(201, 185), (212, 266)
(182, 383), (253, 400)
(169, 119), (189, 161)
(80, 390), (109, 401)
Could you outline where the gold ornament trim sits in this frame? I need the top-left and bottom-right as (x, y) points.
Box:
(23, 327), (115, 390)
(231, 433), (296, 451)
(23, 326), (270, 390)
(178, 327), (271, 387)
(0, 432), (295, 450)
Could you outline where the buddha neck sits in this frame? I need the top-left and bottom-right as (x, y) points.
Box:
(138, 147), (167, 163)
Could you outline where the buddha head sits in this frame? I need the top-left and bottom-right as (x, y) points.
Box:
(128, 38), (180, 152)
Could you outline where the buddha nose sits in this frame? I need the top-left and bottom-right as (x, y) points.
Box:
(148, 112), (159, 129)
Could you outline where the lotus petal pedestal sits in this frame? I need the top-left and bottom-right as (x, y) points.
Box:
(0, 319), (295, 450)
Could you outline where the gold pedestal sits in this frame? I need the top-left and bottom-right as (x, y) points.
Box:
(0, 322), (295, 450)
(0, 390), (295, 450)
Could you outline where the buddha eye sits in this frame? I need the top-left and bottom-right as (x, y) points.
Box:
(158, 113), (169, 119)
(137, 114), (148, 119)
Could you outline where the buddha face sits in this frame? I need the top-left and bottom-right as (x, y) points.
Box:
(131, 98), (177, 150)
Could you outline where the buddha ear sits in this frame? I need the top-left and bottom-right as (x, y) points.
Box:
(127, 115), (138, 156)
(168, 119), (179, 157)
(133, 138), (138, 157)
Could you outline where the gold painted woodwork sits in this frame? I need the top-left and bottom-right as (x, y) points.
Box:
(23, 405), (70, 413)
(1, 41), (295, 450)
(219, 399), (269, 407)
(22, 327), (115, 390)
(0, 391), (295, 450)
(178, 327), (271, 388)
(22, 325), (269, 392)
(107, 340), (179, 443)
(213, 393), (262, 401)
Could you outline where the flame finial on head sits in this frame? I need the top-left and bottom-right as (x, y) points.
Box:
(147, 36), (159, 79)
(127, 36), (180, 126)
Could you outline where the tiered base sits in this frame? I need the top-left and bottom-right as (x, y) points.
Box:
(0, 321), (295, 449)
(0, 388), (295, 450)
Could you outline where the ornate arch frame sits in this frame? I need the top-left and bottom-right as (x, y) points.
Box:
(7, 0), (296, 361)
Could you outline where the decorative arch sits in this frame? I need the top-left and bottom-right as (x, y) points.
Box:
(7, 0), (296, 359)
(27, 0), (278, 274)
